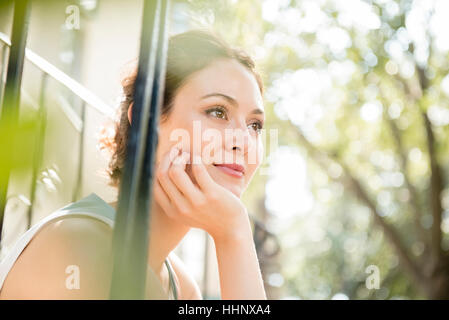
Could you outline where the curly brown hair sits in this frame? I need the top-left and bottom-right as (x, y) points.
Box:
(99, 29), (264, 188)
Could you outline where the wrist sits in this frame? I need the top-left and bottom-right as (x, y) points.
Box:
(211, 212), (253, 246)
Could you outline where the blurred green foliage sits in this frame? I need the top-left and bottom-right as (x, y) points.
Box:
(0, 107), (41, 180)
(2, 0), (448, 301)
(180, 0), (449, 299)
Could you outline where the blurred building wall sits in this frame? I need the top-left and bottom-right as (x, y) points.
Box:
(0, 0), (222, 299)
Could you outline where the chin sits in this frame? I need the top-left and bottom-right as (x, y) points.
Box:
(221, 183), (243, 198)
(206, 165), (244, 198)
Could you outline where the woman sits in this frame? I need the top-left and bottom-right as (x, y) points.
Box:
(0, 29), (267, 300)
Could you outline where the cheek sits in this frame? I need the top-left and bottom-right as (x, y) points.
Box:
(156, 117), (195, 163)
(200, 131), (223, 164)
(155, 125), (171, 163)
(246, 138), (264, 177)
(256, 139), (264, 166)
(245, 163), (258, 185)
(245, 139), (264, 186)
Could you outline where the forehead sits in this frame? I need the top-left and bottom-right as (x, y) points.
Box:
(176, 58), (264, 111)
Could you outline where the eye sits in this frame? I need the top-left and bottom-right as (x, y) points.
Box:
(248, 120), (263, 134)
(205, 105), (228, 120)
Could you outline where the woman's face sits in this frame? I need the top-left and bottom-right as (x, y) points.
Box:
(156, 58), (265, 198)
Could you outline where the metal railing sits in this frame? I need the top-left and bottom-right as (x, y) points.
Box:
(109, 0), (171, 299)
(0, 0), (31, 240)
(0, 0), (280, 300)
(0, 0), (172, 300)
(0, 32), (115, 118)
(0, 26), (116, 228)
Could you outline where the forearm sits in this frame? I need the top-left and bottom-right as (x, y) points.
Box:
(213, 215), (267, 300)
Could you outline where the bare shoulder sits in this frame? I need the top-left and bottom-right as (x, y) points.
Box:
(0, 216), (113, 299)
(168, 252), (203, 300)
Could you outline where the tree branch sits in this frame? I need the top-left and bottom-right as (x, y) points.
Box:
(290, 121), (430, 295)
(391, 36), (445, 274)
(384, 113), (428, 247)
(422, 110), (445, 267)
(411, 60), (445, 271)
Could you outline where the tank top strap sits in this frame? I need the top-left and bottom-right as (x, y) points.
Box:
(0, 192), (179, 300)
(57, 193), (116, 222)
(164, 258), (178, 300)
(0, 193), (114, 290)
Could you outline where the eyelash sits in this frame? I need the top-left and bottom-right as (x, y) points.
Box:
(205, 105), (264, 134)
(205, 105), (229, 120)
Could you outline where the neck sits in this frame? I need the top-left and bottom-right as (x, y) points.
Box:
(147, 200), (190, 275)
(108, 197), (190, 277)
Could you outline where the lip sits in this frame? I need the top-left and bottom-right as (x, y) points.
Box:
(213, 163), (245, 178)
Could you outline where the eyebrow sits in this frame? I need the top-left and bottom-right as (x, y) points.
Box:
(201, 93), (264, 115)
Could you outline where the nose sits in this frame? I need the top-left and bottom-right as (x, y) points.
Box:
(224, 121), (252, 156)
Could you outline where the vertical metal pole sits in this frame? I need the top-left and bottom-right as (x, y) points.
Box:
(73, 100), (85, 202)
(110, 0), (170, 299)
(0, 0), (31, 241)
(0, 44), (9, 107)
(27, 73), (48, 229)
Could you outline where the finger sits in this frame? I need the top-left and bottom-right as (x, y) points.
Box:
(158, 143), (182, 174)
(170, 152), (204, 205)
(172, 151), (189, 167)
(169, 142), (183, 163)
(153, 179), (175, 217)
(155, 140), (188, 172)
(158, 148), (191, 214)
(191, 155), (216, 192)
(157, 143), (182, 197)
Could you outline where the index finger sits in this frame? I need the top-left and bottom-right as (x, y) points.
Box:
(191, 155), (216, 192)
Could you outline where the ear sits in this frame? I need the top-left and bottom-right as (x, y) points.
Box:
(127, 102), (133, 124)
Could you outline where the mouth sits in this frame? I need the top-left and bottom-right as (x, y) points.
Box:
(213, 163), (245, 178)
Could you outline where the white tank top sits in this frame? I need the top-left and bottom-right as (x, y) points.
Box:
(0, 193), (178, 299)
